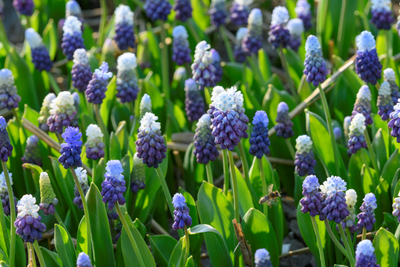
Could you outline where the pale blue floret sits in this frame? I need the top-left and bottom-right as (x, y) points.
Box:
(252, 110), (269, 127)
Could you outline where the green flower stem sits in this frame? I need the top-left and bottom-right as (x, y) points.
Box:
(258, 158), (268, 217)
(324, 219), (348, 257)
(278, 47), (297, 100)
(311, 217), (326, 267)
(184, 226), (190, 266)
(160, 21), (170, 100)
(97, 0), (107, 47)
(70, 167), (92, 257)
(205, 163), (213, 184)
(28, 243), (37, 267)
(219, 27), (234, 62)
(94, 104), (109, 146)
(317, 84), (340, 176)
(54, 210), (67, 230)
(359, 149), (374, 184)
(33, 240), (46, 267)
(364, 129), (379, 176)
(228, 151), (240, 222)
(2, 162), (15, 267)
(248, 54), (266, 91)
(346, 228), (355, 255)
(362, 227), (367, 240)
(285, 138), (296, 160)
(337, 0), (347, 56)
(187, 19), (201, 44)
(222, 149), (229, 196)
(338, 224), (356, 267)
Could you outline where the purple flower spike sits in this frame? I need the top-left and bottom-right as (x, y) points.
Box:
(47, 92), (77, 134)
(85, 124), (105, 160)
(230, 0), (252, 26)
(86, 62), (113, 105)
(22, 135), (41, 166)
(348, 113), (367, 156)
(13, 0), (34, 16)
(319, 176), (349, 223)
(249, 110), (270, 159)
(384, 68), (400, 104)
(294, 135), (316, 176)
(114, 5), (135, 51)
(172, 193), (192, 230)
(355, 240), (380, 267)
(25, 28), (53, 72)
(355, 31), (382, 85)
(39, 172), (58, 216)
(209, 0), (228, 27)
(234, 28), (248, 63)
(275, 102), (294, 139)
(287, 18), (304, 52)
(0, 69), (21, 110)
(101, 160), (126, 210)
(392, 191), (400, 222)
(295, 0), (312, 31)
(131, 153), (146, 193)
(377, 81), (393, 121)
(61, 16), (85, 61)
(38, 93), (55, 132)
(73, 167), (89, 210)
(193, 114), (219, 164)
(370, 0), (394, 30)
(172, 26), (192, 66)
(351, 85), (373, 125)
(144, 0), (171, 22)
(210, 49), (223, 83)
(72, 49), (92, 92)
(357, 193), (377, 231)
(268, 6), (291, 49)
(242, 9), (263, 55)
(185, 79), (205, 122)
(191, 41), (217, 90)
(116, 53), (139, 103)
(300, 175), (324, 217)
(340, 189), (358, 233)
(0, 170), (16, 216)
(303, 35), (328, 87)
(389, 100), (400, 142)
(0, 117), (13, 162)
(58, 127), (82, 169)
(174, 0), (192, 22)
(77, 252), (93, 267)
(254, 248), (273, 267)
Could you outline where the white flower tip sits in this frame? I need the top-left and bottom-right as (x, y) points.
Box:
(236, 27), (248, 42)
(39, 172), (49, 181)
(73, 48), (89, 65)
(271, 6), (289, 25)
(197, 114), (212, 128)
(356, 240), (375, 257)
(50, 91), (74, 114)
(320, 176), (347, 195)
(234, 0), (253, 6)
(17, 194), (39, 219)
(172, 25), (188, 39)
(75, 167), (88, 184)
(248, 8), (262, 26)
(295, 0), (311, 15)
(295, 135), (312, 154)
(371, 0), (391, 12)
(133, 153), (142, 165)
(357, 85), (371, 101)
(212, 91), (237, 112)
(184, 78), (197, 92)
(384, 68), (396, 82)
(350, 113), (366, 134)
(379, 81), (391, 96)
(227, 86), (244, 108)
(86, 124), (103, 139)
(117, 52), (137, 71)
(305, 35), (321, 54)
(115, 4), (134, 25)
(139, 112), (161, 133)
(287, 18), (304, 36)
(0, 170), (11, 194)
(0, 68), (14, 86)
(140, 94), (152, 111)
(43, 93), (56, 108)
(211, 86), (226, 102)
(63, 16), (82, 35)
(25, 28), (42, 49)
(254, 248), (270, 264)
(66, 0), (82, 17)
(346, 189), (357, 205)
(356, 31), (376, 52)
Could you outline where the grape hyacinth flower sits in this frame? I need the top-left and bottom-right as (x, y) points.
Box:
(114, 5), (135, 51)
(86, 62), (113, 104)
(230, 0), (252, 26)
(0, 69), (21, 110)
(334, 127), (342, 140)
(172, 26), (191, 66)
(72, 49), (92, 92)
(139, 94), (152, 120)
(389, 100), (400, 142)
(294, 135), (316, 176)
(116, 53), (139, 103)
(383, 68), (400, 103)
(131, 153), (146, 193)
(173, 0), (192, 22)
(85, 124), (105, 160)
(234, 28), (248, 63)
(357, 193), (377, 231)
(344, 116), (352, 145)
(58, 127), (82, 169)
(242, 8), (263, 55)
(268, 6), (290, 49)
(0, 117), (13, 162)
(370, 0), (394, 30)
(303, 35), (328, 87)
(144, 0), (171, 22)
(58, 1), (84, 33)
(172, 193), (192, 230)
(275, 102), (294, 139)
(185, 78), (204, 122)
(210, 49), (223, 84)
(25, 28), (53, 72)
(249, 111), (271, 158)
(13, 0), (34, 16)
(193, 114), (219, 164)
(377, 81), (393, 121)
(77, 252), (93, 267)
(319, 176), (349, 223)
(0, 171), (16, 216)
(62, 16), (85, 61)
(47, 91), (76, 134)
(14, 195), (46, 243)
(254, 248), (273, 267)
(341, 189), (357, 233)
(300, 175), (324, 217)
(39, 172), (58, 216)
(191, 41), (217, 90)
(355, 240), (380, 267)
(136, 113), (167, 168)
(392, 192), (400, 222)
(348, 113), (367, 155)
(355, 31), (382, 85)
(73, 167), (88, 210)
(209, 0), (228, 27)
(295, 0), (312, 31)
(351, 85), (373, 125)
(101, 160), (126, 210)
(38, 93), (56, 132)
(287, 18), (304, 52)
(21, 135), (41, 166)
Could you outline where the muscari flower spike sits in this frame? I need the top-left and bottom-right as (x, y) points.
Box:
(383, 68), (400, 103)
(86, 62), (113, 104)
(174, 0), (192, 22)
(242, 8), (263, 55)
(21, 135), (41, 166)
(348, 113), (367, 155)
(295, 0), (312, 31)
(39, 172), (58, 216)
(185, 78), (205, 122)
(249, 110), (271, 159)
(334, 127), (342, 140)
(319, 176), (350, 223)
(287, 18), (304, 52)
(73, 167), (88, 210)
(392, 191), (400, 222)
(191, 41), (217, 90)
(254, 248), (273, 267)
(116, 53), (139, 103)
(58, 127), (82, 169)
(114, 5), (135, 51)
(370, 0), (394, 30)
(14, 194), (46, 243)
(300, 175), (324, 217)
(193, 114), (219, 164)
(268, 6), (290, 49)
(0, 69), (21, 110)
(172, 193), (192, 230)
(0, 170), (16, 216)
(355, 240), (380, 267)
(230, 0), (253, 26)
(139, 94), (152, 120)
(351, 85), (373, 125)
(389, 100), (400, 142)
(357, 193), (377, 231)
(13, 0), (34, 16)
(303, 35), (328, 87)
(85, 124), (105, 160)
(275, 102), (294, 139)
(38, 93), (56, 132)
(131, 153), (146, 193)
(77, 252), (93, 267)
(47, 91), (77, 134)
(72, 49), (92, 92)
(377, 81), (393, 121)
(0, 117), (13, 162)
(172, 26), (191, 66)
(340, 189), (357, 233)
(209, 0), (228, 27)
(101, 160), (126, 210)
(144, 0), (171, 22)
(234, 28), (248, 63)
(25, 28), (53, 72)
(62, 16), (85, 61)
(355, 31), (382, 85)
(135, 113), (167, 168)
(58, 1), (84, 33)
(294, 135), (316, 176)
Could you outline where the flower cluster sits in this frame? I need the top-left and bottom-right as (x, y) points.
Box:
(249, 111), (271, 158)
(295, 0), (312, 31)
(209, 0), (228, 27)
(77, 252), (93, 267)
(303, 35), (328, 87)
(139, 94), (152, 120)
(357, 193), (377, 231)
(39, 172), (58, 215)
(343, 116), (352, 144)
(58, 127), (82, 169)
(13, 0), (34, 16)
(38, 93), (56, 132)
(101, 160), (126, 210)
(144, 0), (171, 22)
(191, 41), (217, 90)
(0, 69), (21, 110)
(300, 175), (324, 217)
(351, 85), (373, 125)
(185, 78), (204, 122)
(0, 170), (16, 216)
(62, 16), (85, 61)
(172, 26), (192, 66)
(384, 68), (400, 104)
(355, 240), (379, 267)
(85, 124), (105, 160)
(21, 135), (41, 166)
(393, 191), (400, 222)
(73, 167), (89, 210)
(210, 49), (223, 84)
(377, 81), (393, 121)
(234, 28), (248, 63)
(172, 193), (192, 230)
(355, 31), (382, 85)
(268, 6), (290, 49)
(275, 102), (294, 139)
(389, 100), (400, 142)
(72, 49), (92, 92)
(25, 28), (53, 72)
(131, 153), (146, 193)
(347, 113), (367, 155)
(294, 135), (316, 176)
(193, 114), (219, 164)
(86, 62), (113, 104)
(0, 117), (13, 162)
(341, 189), (357, 233)
(173, 0), (192, 22)
(47, 91), (77, 133)
(113, 5), (135, 51)
(254, 248), (273, 267)
(242, 9), (263, 55)
(116, 53), (139, 103)
(370, 0), (394, 30)
(319, 176), (349, 223)
(230, 0), (252, 26)
(287, 18), (304, 52)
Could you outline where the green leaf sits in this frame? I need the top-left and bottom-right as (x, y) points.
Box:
(185, 256), (197, 267)
(40, 247), (63, 267)
(54, 224), (76, 267)
(374, 179), (391, 231)
(148, 235), (178, 267)
(133, 218), (147, 239)
(258, 49), (272, 81)
(168, 237), (186, 267)
(384, 213), (398, 234)
(100, 76), (116, 128)
(234, 166), (254, 217)
(190, 0), (209, 31)
(372, 129), (388, 171)
(381, 149), (399, 185)
(109, 132), (122, 160)
(42, 19), (57, 60)
(373, 228), (399, 267)
(76, 216), (88, 254)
